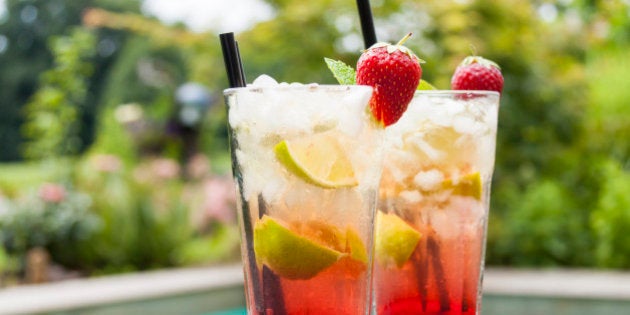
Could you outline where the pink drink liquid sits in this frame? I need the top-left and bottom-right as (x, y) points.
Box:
(374, 205), (485, 315)
(243, 218), (372, 315)
(277, 257), (367, 314)
(373, 91), (499, 315)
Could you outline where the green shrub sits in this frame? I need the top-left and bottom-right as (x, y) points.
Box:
(590, 159), (630, 268)
(489, 179), (593, 266)
(0, 184), (101, 267)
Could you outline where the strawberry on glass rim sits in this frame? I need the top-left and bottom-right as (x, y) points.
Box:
(450, 55), (504, 94)
(356, 33), (424, 127)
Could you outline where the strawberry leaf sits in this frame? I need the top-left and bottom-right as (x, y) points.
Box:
(324, 58), (356, 85)
(417, 80), (437, 90)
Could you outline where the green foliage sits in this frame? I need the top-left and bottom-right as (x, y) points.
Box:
(95, 35), (186, 109)
(489, 180), (593, 266)
(199, 106), (232, 174)
(0, 161), (63, 194)
(0, 246), (7, 273)
(66, 156), (239, 274)
(71, 159), (188, 272)
(22, 28), (96, 160)
(0, 185), (101, 263)
(174, 224), (240, 266)
(87, 106), (138, 164)
(0, 0), (142, 161)
(239, 0), (361, 84)
(590, 160), (630, 268)
(584, 48), (630, 160)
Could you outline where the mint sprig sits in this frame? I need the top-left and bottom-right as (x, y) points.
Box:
(324, 58), (356, 85)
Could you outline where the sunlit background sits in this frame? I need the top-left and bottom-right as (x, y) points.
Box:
(0, 0), (629, 311)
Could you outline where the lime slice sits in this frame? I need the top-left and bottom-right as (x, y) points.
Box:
(274, 133), (358, 188)
(345, 227), (368, 264)
(417, 79), (437, 90)
(375, 211), (422, 268)
(442, 172), (482, 200)
(254, 216), (345, 280)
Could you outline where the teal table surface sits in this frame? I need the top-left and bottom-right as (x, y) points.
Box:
(205, 309), (247, 315)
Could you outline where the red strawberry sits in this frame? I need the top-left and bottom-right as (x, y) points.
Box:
(450, 56), (504, 93)
(356, 33), (423, 127)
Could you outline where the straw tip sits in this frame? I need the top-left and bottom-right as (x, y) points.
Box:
(220, 32), (235, 39)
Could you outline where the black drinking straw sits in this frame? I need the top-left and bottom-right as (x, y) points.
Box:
(220, 32), (263, 311)
(355, 0), (378, 48)
(220, 32), (246, 88)
(220, 32), (285, 315)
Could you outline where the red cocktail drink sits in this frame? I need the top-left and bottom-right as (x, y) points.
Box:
(225, 83), (384, 315)
(373, 91), (500, 315)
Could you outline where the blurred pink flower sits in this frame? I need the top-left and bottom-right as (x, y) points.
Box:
(151, 158), (181, 179)
(39, 183), (66, 204)
(91, 154), (122, 173)
(186, 154), (211, 180)
(202, 177), (236, 224)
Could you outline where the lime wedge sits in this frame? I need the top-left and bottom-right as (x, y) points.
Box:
(417, 80), (437, 90)
(375, 211), (422, 268)
(254, 216), (345, 280)
(442, 172), (482, 200)
(345, 227), (368, 264)
(274, 133), (358, 188)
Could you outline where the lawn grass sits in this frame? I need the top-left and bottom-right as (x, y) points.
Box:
(0, 161), (63, 194)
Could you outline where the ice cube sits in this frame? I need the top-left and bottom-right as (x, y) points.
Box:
(250, 74), (278, 87)
(452, 115), (477, 135)
(413, 169), (444, 191)
(400, 190), (423, 203)
(335, 89), (372, 137)
(385, 148), (418, 183)
(449, 196), (485, 224)
(261, 173), (286, 205)
(407, 135), (444, 161)
(429, 207), (459, 239)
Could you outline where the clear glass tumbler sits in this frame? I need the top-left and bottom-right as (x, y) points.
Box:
(224, 84), (384, 315)
(372, 91), (500, 315)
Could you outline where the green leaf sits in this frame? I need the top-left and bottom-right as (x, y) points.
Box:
(324, 58), (356, 85)
(417, 80), (437, 90)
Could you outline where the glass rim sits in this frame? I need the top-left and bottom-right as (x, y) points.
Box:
(223, 84), (373, 96)
(413, 90), (500, 97)
(224, 85), (499, 98)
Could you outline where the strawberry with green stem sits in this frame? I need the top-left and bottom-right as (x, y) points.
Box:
(450, 56), (504, 93)
(356, 33), (424, 127)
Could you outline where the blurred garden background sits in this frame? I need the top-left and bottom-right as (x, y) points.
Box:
(0, 0), (629, 287)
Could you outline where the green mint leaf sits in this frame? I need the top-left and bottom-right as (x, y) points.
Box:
(324, 58), (356, 85)
(417, 80), (437, 90)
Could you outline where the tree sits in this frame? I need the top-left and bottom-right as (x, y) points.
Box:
(0, 0), (141, 161)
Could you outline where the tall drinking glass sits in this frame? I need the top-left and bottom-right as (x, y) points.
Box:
(373, 91), (500, 315)
(225, 84), (384, 315)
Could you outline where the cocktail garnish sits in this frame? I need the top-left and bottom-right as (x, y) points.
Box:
(356, 33), (423, 126)
(450, 55), (504, 93)
(440, 172), (483, 201)
(375, 211), (422, 268)
(274, 132), (358, 188)
(324, 58), (356, 85)
(346, 227), (368, 264)
(254, 216), (345, 280)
